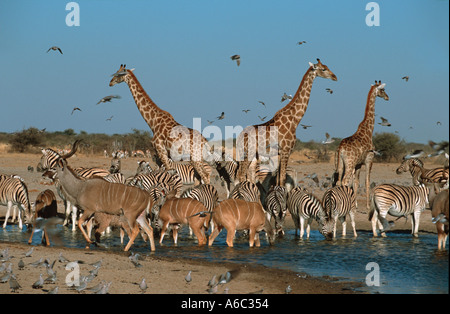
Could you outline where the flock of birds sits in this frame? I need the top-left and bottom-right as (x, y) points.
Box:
(48, 44), (419, 139)
(0, 246), (243, 294)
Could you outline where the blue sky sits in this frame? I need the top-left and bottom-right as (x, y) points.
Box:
(0, 0), (448, 144)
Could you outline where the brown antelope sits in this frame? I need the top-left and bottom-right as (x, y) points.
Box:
(157, 197), (210, 246)
(28, 189), (58, 246)
(55, 141), (156, 252)
(431, 189), (449, 250)
(208, 199), (274, 247)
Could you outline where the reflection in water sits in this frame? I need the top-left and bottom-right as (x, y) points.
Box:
(1, 224), (448, 294)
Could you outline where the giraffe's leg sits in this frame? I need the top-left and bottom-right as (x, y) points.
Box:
(335, 152), (344, 186)
(191, 161), (210, 184)
(278, 151), (290, 186)
(365, 155), (374, 212)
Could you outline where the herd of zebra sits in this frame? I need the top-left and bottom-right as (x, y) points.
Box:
(0, 142), (449, 250)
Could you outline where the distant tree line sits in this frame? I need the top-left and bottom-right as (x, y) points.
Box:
(0, 127), (447, 164)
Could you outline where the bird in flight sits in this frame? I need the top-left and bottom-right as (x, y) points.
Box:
(71, 107), (81, 115)
(258, 116), (267, 121)
(401, 76), (409, 82)
(106, 116), (113, 121)
(207, 120), (214, 124)
(404, 149), (426, 160)
(322, 132), (334, 144)
(258, 101), (266, 107)
(378, 117), (391, 127)
(47, 46), (63, 54)
(230, 55), (240, 67)
(300, 124), (312, 129)
(97, 95), (121, 104)
(281, 93), (292, 102)
(325, 88), (333, 94)
(217, 112), (225, 120)
(297, 41), (307, 45)
(242, 109), (250, 113)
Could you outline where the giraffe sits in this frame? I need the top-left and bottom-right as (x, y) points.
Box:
(109, 64), (218, 184)
(236, 58), (337, 186)
(333, 81), (389, 210)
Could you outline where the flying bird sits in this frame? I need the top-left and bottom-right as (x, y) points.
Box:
(97, 95), (121, 105)
(401, 76), (409, 82)
(47, 46), (63, 54)
(230, 55), (240, 66)
(281, 93), (292, 102)
(258, 101), (266, 107)
(300, 124), (312, 129)
(428, 141), (449, 157)
(378, 117), (391, 127)
(436, 121), (442, 126)
(207, 120), (214, 124)
(106, 116), (114, 121)
(404, 149), (426, 160)
(325, 88), (333, 94)
(258, 116), (267, 121)
(71, 107), (82, 115)
(322, 133), (334, 144)
(297, 41), (307, 45)
(242, 109), (250, 114)
(217, 112), (225, 120)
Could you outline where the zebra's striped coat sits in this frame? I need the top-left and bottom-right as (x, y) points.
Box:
(396, 158), (448, 186)
(287, 186), (332, 239)
(0, 174), (32, 229)
(322, 185), (357, 238)
(369, 183), (431, 237)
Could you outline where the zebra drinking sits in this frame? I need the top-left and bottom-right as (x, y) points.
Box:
(265, 186), (288, 236)
(287, 186), (333, 239)
(322, 185), (357, 238)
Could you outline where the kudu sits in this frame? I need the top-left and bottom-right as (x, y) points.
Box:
(55, 140), (156, 251)
(28, 189), (58, 246)
(431, 189), (449, 250)
(208, 199), (274, 247)
(158, 197), (211, 246)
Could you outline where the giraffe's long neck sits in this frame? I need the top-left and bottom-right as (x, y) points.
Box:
(274, 67), (316, 127)
(124, 71), (174, 133)
(355, 86), (377, 136)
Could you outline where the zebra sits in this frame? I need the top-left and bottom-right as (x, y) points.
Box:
(265, 186), (288, 235)
(369, 183), (431, 237)
(287, 186), (332, 239)
(0, 174), (32, 229)
(181, 184), (219, 236)
(136, 160), (153, 175)
(322, 185), (357, 238)
(37, 147), (62, 172)
(109, 156), (121, 174)
(103, 172), (126, 184)
(158, 159), (213, 186)
(396, 158), (448, 186)
(230, 180), (261, 204)
(215, 159), (239, 198)
(73, 167), (110, 178)
(128, 171), (183, 197)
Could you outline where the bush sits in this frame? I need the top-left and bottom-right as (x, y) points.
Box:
(372, 132), (405, 162)
(8, 127), (43, 153)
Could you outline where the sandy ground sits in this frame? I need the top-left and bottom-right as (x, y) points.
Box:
(0, 152), (444, 294)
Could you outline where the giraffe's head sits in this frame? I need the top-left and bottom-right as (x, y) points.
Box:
(308, 58), (337, 81)
(373, 80), (389, 101)
(109, 64), (131, 86)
